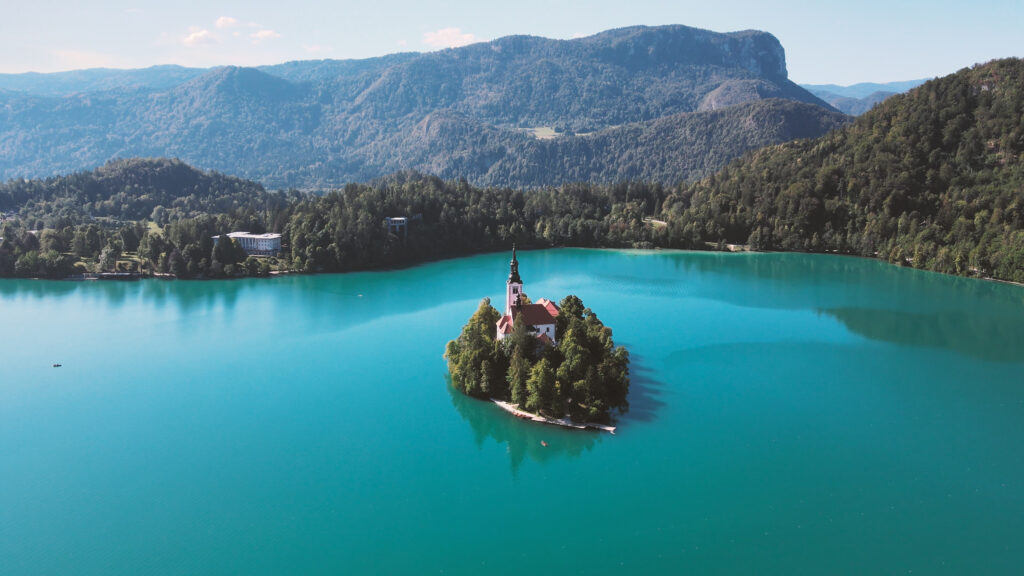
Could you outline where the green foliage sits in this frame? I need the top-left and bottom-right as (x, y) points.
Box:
(0, 26), (838, 189)
(525, 358), (558, 415)
(445, 298), (502, 398)
(660, 58), (1024, 283)
(4, 59), (1024, 284)
(0, 158), (295, 278)
(446, 294), (629, 423)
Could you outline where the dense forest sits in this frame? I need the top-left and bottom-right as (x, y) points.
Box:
(0, 159), (672, 279)
(2, 59), (1023, 282)
(397, 99), (847, 187)
(445, 296), (630, 423)
(659, 58), (1024, 282)
(0, 25), (841, 188)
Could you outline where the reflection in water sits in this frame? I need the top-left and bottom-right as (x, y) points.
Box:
(576, 250), (1024, 363)
(615, 351), (667, 426)
(0, 278), (79, 299)
(0, 277), (246, 315)
(446, 381), (601, 474)
(590, 250), (1024, 317)
(4, 250), (1022, 368)
(821, 307), (1024, 363)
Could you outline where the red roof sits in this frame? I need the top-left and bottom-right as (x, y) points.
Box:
(536, 298), (560, 317)
(537, 333), (553, 345)
(497, 315), (513, 335)
(511, 303), (556, 327)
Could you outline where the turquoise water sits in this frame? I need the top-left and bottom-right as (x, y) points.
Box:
(2, 249), (1023, 575)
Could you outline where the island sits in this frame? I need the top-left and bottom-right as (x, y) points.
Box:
(445, 247), (630, 431)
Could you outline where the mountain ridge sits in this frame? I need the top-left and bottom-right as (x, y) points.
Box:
(0, 24), (843, 188)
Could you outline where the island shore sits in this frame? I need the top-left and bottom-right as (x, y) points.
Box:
(491, 399), (616, 434)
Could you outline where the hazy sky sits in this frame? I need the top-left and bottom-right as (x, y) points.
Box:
(1, 0), (1020, 84)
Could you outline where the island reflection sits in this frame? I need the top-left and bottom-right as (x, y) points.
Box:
(446, 381), (601, 474)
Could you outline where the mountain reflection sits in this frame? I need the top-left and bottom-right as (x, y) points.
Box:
(821, 307), (1024, 363)
(446, 382), (601, 474)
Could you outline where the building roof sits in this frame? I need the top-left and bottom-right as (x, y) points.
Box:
(228, 232), (281, 240)
(497, 315), (513, 335)
(213, 232), (282, 241)
(535, 298), (560, 317)
(496, 302), (556, 334)
(537, 333), (553, 346)
(511, 303), (556, 327)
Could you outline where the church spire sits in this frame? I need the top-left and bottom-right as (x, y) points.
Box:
(508, 243), (521, 284)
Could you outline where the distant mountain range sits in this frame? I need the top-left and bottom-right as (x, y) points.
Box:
(801, 79), (927, 115)
(0, 25), (848, 188)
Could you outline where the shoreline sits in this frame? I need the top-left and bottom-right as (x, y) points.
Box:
(490, 399), (617, 434)
(4, 247), (1023, 289)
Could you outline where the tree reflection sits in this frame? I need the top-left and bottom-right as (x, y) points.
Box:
(446, 380), (601, 475)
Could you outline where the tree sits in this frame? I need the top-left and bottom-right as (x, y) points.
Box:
(508, 348), (531, 407)
(96, 246), (117, 272)
(445, 298), (501, 398)
(556, 295), (585, 340)
(525, 358), (557, 416)
(167, 249), (188, 278)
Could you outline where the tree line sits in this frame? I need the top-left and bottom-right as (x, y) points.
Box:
(3, 59), (1024, 282)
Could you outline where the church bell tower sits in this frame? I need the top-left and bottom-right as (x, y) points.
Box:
(505, 245), (523, 317)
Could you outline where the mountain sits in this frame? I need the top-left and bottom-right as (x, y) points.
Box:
(804, 90), (895, 116)
(801, 79), (927, 99)
(385, 99), (847, 187)
(0, 25), (843, 188)
(0, 157), (281, 226)
(0, 65), (209, 96)
(801, 79), (928, 116)
(0, 55), (422, 96)
(662, 59), (1024, 282)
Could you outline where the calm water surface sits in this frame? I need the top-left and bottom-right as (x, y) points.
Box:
(2, 249), (1023, 575)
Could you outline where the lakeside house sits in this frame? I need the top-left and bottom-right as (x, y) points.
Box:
(213, 232), (282, 256)
(496, 246), (559, 344)
(386, 217), (408, 238)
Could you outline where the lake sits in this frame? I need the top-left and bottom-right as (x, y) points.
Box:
(2, 249), (1023, 574)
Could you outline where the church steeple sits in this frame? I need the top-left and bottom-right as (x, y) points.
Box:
(505, 244), (523, 316)
(508, 244), (521, 284)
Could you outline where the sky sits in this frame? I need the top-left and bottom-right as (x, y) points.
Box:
(0, 0), (1020, 84)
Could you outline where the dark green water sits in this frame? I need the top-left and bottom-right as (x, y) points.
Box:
(2, 249), (1023, 575)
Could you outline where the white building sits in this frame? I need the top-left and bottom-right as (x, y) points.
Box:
(495, 246), (560, 345)
(213, 232), (282, 256)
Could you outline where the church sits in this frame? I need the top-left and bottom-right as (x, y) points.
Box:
(495, 246), (560, 345)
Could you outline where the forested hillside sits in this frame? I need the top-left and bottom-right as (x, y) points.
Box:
(0, 158), (290, 227)
(661, 58), (1024, 281)
(4, 60), (1022, 282)
(0, 25), (843, 188)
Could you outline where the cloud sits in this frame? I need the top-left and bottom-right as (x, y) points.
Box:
(250, 30), (282, 43)
(423, 27), (478, 49)
(216, 16), (259, 29)
(182, 28), (218, 47)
